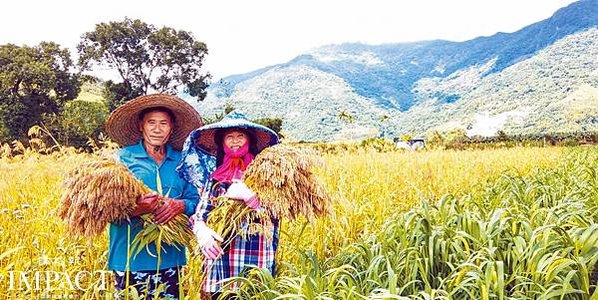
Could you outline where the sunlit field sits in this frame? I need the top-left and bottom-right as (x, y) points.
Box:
(0, 144), (596, 299)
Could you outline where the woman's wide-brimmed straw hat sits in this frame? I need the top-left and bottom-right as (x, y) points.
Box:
(189, 111), (279, 155)
(106, 94), (202, 150)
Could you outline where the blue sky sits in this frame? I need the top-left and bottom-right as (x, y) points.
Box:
(0, 0), (576, 80)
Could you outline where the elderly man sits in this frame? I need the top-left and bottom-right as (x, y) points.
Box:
(105, 94), (202, 299)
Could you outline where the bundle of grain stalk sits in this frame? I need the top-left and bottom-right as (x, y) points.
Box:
(57, 157), (193, 254)
(244, 144), (332, 222)
(197, 196), (273, 254)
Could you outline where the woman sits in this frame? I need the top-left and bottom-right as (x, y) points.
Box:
(177, 111), (280, 298)
(105, 94), (202, 299)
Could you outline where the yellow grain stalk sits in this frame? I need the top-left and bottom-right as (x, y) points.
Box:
(244, 144), (332, 222)
(57, 157), (193, 254)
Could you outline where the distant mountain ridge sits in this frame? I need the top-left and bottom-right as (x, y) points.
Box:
(189, 0), (598, 141)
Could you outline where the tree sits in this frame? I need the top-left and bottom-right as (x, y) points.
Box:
(425, 130), (444, 149)
(78, 18), (211, 107)
(0, 42), (80, 142)
(102, 80), (144, 112)
(444, 128), (469, 150)
(202, 101), (235, 125)
(496, 130), (509, 142)
(60, 99), (109, 147)
(224, 101), (235, 115)
(338, 110), (355, 124)
(253, 117), (284, 136)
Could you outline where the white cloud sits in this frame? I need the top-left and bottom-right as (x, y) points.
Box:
(467, 108), (532, 137)
(311, 51), (384, 66)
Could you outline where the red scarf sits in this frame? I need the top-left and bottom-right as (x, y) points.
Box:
(210, 142), (254, 183)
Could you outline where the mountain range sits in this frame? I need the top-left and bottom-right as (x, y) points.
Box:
(188, 0), (598, 141)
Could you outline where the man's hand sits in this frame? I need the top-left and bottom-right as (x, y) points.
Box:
(131, 192), (160, 216)
(154, 197), (185, 224)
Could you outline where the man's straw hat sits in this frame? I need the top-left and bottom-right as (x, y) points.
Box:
(106, 94), (202, 150)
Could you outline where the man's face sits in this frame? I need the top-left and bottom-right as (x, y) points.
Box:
(140, 111), (173, 147)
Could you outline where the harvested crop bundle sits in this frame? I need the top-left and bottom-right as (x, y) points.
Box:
(196, 145), (331, 256)
(198, 196), (272, 254)
(57, 157), (193, 254)
(244, 144), (332, 222)
(58, 158), (141, 236)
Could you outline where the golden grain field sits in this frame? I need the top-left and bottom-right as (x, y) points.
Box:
(0, 144), (596, 299)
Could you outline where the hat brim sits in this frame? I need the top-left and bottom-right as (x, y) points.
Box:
(191, 119), (279, 155)
(106, 94), (203, 151)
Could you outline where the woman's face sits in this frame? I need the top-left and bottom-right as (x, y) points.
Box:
(223, 130), (248, 150)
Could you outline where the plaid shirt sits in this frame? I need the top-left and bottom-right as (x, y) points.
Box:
(193, 180), (279, 293)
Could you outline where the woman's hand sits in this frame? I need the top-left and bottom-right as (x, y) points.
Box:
(225, 181), (261, 209)
(194, 221), (223, 259)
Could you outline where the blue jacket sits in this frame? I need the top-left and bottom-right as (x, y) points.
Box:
(108, 141), (199, 271)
